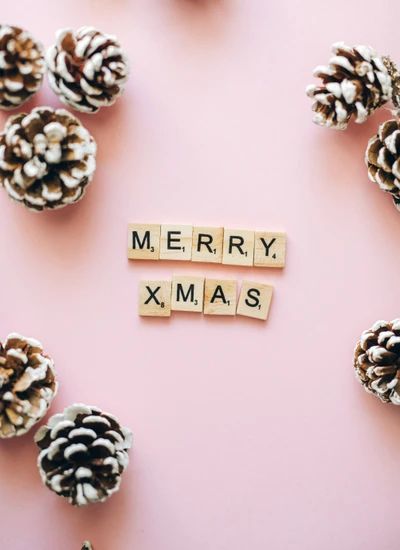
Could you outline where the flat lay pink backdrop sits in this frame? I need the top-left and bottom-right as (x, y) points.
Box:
(2, 1), (400, 549)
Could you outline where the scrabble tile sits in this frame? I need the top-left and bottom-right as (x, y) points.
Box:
(139, 280), (172, 317)
(236, 280), (274, 321)
(222, 229), (254, 267)
(254, 231), (286, 268)
(192, 226), (224, 263)
(204, 279), (237, 316)
(171, 275), (205, 312)
(127, 223), (160, 260)
(160, 225), (193, 261)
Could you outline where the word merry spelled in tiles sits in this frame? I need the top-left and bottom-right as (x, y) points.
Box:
(128, 224), (286, 268)
(139, 276), (274, 321)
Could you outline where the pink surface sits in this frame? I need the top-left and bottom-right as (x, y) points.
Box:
(2, 1), (400, 549)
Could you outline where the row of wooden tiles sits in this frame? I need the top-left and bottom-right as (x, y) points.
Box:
(128, 224), (286, 268)
(139, 276), (274, 321)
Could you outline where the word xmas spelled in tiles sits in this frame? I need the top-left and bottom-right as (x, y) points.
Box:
(139, 277), (274, 321)
(127, 224), (286, 268)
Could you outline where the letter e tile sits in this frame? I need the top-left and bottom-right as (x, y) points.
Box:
(160, 225), (193, 261)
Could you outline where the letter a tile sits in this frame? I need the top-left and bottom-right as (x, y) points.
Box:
(127, 223), (160, 260)
(171, 275), (205, 312)
(139, 280), (172, 317)
(236, 280), (274, 321)
(204, 279), (237, 316)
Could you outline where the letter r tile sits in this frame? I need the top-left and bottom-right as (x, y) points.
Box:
(127, 223), (160, 260)
(139, 280), (172, 317)
(222, 229), (254, 266)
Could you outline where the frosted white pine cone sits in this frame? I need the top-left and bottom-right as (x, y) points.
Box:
(35, 404), (133, 506)
(0, 106), (97, 211)
(47, 27), (130, 114)
(307, 42), (392, 129)
(0, 333), (57, 438)
(0, 25), (45, 109)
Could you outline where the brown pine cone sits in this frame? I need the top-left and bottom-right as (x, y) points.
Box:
(354, 319), (400, 404)
(306, 42), (392, 130)
(35, 404), (133, 506)
(0, 25), (45, 110)
(365, 119), (400, 210)
(0, 333), (57, 438)
(47, 27), (130, 114)
(0, 106), (97, 212)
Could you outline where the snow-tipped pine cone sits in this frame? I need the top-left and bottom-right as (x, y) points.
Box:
(366, 119), (400, 210)
(0, 333), (57, 438)
(307, 42), (392, 129)
(354, 319), (400, 404)
(0, 25), (45, 110)
(35, 404), (133, 506)
(0, 106), (96, 211)
(47, 27), (129, 114)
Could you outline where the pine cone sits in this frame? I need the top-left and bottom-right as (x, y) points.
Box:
(47, 27), (130, 114)
(306, 42), (392, 130)
(0, 25), (45, 110)
(0, 106), (97, 212)
(365, 119), (400, 209)
(354, 319), (400, 404)
(0, 333), (57, 438)
(35, 404), (133, 506)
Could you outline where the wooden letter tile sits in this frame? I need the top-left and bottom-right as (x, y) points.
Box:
(139, 280), (172, 317)
(236, 280), (274, 321)
(160, 225), (193, 261)
(192, 226), (224, 264)
(171, 275), (205, 312)
(127, 223), (160, 260)
(204, 279), (237, 316)
(254, 231), (286, 268)
(222, 229), (254, 267)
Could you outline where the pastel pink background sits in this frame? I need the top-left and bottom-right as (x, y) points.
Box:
(2, 1), (400, 549)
